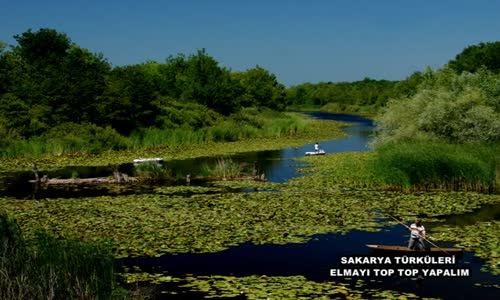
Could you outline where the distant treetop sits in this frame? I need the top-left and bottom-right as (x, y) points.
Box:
(448, 41), (500, 74)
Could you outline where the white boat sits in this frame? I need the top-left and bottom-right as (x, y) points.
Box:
(305, 150), (326, 156)
(133, 158), (164, 166)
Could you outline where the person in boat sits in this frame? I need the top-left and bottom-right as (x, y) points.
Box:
(314, 142), (320, 153)
(408, 218), (426, 250)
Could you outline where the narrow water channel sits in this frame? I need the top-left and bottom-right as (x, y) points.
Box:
(0, 112), (374, 198)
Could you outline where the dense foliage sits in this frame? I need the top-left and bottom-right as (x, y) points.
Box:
(286, 41), (500, 114)
(372, 66), (500, 191)
(448, 41), (500, 74)
(285, 68), (436, 114)
(286, 78), (399, 113)
(0, 28), (287, 146)
(374, 68), (500, 145)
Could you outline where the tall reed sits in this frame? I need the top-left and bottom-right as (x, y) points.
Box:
(134, 161), (171, 182)
(202, 158), (244, 179)
(0, 212), (123, 299)
(0, 110), (308, 158)
(372, 142), (498, 192)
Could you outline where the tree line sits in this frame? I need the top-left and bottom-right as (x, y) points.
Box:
(0, 28), (286, 142)
(286, 41), (500, 114)
(1, 28), (499, 149)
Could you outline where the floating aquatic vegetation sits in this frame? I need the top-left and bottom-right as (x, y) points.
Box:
(375, 192), (500, 219)
(289, 152), (383, 191)
(473, 282), (500, 289)
(152, 275), (431, 299)
(121, 271), (181, 285)
(0, 191), (381, 257)
(154, 185), (229, 195)
(2, 188), (498, 259)
(211, 179), (286, 191)
(433, 220), (500, 275)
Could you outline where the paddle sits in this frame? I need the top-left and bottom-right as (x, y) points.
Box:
(385, 213), (451, 255)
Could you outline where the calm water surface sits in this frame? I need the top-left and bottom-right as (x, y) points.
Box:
(121, 113), (500, 299)
(1, 113), (499, 299)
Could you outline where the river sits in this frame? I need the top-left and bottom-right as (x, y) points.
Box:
(1, 112), (499, 299)
(121, 112), (499, 299)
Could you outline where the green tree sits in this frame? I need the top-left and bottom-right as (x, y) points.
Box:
(157, 55), (188, 98)
(375, 68), (500, 145)
(178, 49), (242, 114)
(3, 28), (111, 135)
(235, 66), (286, 110)
(285, 78), (398, 112)
(14, 28), (71, 67)
(100, 64), (161, 134)
(448, 42), (500, 74)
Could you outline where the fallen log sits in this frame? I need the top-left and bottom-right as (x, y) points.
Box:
(29, 174), (265, 186)
(29, 176), (139, 186)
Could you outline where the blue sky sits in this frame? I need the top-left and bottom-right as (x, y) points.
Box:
(1, 0), (499, 86)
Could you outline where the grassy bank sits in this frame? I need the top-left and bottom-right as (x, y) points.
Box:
(128, 110), (309, 148)
(0, 110), (306, 159)
(292, 142), (499, 193)
(0, 212), (125, 299)
(0, 112), (347, 172)
(373, 142), (499, 192)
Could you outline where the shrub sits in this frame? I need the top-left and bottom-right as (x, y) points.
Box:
(41, 122), (130, 153)
(374, 68), (500, 145)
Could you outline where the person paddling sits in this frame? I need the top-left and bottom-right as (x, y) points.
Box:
(408, 218), (426, 250)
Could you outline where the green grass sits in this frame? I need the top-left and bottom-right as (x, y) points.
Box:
(372, 142), (499, 192)
(129, 128), (206, 148)
(201, 158), (245, 179)
(134, 162), (171, 183)
(292, 144), (499, 193)
(0, 115), (347, 172)
(0, 212), (125, 299)
(129, 109), (310, 149)
(0, 123), (130, 158)
(0, 110), (310, 159)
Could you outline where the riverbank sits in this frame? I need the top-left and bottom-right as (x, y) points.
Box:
(0, 114), (348, 172)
